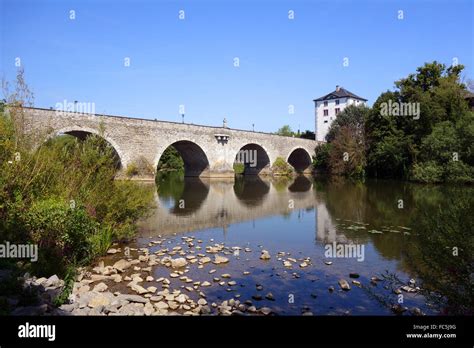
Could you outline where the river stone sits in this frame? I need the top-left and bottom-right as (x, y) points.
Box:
(110, 274), (122, 283)
(131, 283), (149, 295)
(171, 258), (188, 268)
(176, 294), (187, 304)
(168, 301), (179, 310)
(206, 246), (220, 254)
(147, 286), (157, 293)
(221, 274), (231, 278)
(144, 302), (155, 316)
(118, 294), (148, 303)
(201, 281), (211, 287)
(88, 294), (111, 308)
(338, 279), (351, 291)
(260, 307), (272, 315)
(243, 271), (250, 275)
(78, 285), (91, 294)
(324, 261), (333, 265)
(92, 282), (108, 292)
(213, 255), (229, 264)
(260, 250), (271, 260)
(265, 292), (275, 301)
(228, 281), (237, 286)
(199, 257), (211, 264)
(283, 261), (292, 267)
(107, 248), (119, 254)
(113, 259), (131, 272)
(45, 275), (61, 288)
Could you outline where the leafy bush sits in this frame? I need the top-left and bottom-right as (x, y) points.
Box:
(444, 161), (474, 183)
(271, 157), (293, 176)
(411, 161), (444, 183)
(313, 143), (331, 170)
(329, 126), (366, 178)
(125, 163), (139, 177)
(0, 106), (153, 277)
(157, 146), (184, 172)
(233, 162), (244, 175)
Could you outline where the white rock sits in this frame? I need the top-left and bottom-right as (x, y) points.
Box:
(92, 282), (108, 292)
(113, 259), (131, 272)
(213, 255), (229, 264)
(171, 258), (188, 268)
(260, 250), (271, 260)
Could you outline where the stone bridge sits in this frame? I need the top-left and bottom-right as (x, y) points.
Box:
(22, 107), (319, 179)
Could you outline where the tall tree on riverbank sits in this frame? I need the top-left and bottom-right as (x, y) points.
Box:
(324, 105), (369, 177)
(366, 61), (473, 182)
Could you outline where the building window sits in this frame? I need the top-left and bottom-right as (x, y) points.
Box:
(324, 101), (328, 107)
(335, 99), (340, 105)
(335, 108), (340, 115)
(324, 120), (328, 123)
(323, 109), (329, 116)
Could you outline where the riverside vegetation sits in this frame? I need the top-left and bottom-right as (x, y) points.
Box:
(314, 62), (474, 183)
(0, 71), (153, 313)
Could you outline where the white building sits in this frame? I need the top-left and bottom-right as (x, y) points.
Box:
(314, 85), (367, 142)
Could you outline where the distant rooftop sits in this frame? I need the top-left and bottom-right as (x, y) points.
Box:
(314, 85), (367, 102)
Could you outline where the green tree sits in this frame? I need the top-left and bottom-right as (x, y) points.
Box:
(276, 125), (295, 137)
(326, 104), (369, 142)
(366, 61), (473, 182)
(157, 146), (184, 172)
(324, 105), (369, 177)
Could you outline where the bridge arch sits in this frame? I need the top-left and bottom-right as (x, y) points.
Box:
(155, 140), (210, 177)
(45, 126), (125, 169)
(234, 143), (271, 175)
(287, 147), (312, 174)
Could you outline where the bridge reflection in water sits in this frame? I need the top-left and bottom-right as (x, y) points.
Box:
(137, 173), (345, 244)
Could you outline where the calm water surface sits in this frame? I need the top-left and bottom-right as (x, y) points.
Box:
(129, 173), (471, 315)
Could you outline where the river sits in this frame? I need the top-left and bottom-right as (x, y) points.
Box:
(110, 172), (472, 315)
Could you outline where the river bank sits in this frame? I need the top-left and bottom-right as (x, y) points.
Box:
(7, 232), (425, 316)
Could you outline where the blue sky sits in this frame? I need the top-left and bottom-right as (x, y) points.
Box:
(1, 0), (473, 133)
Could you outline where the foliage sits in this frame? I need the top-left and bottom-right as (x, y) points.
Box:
(271, 157), (293, 176)
(329, 126), (366, 178)
(299, 130), (315, 139)
(275, 125), (295, 137)
(405, 195), (474, 314)
(0, 70), (153, 278)
(157, 146), (184, 172)
(313, 143), (331, 170)
(326, 104), (368, 143)
(233, 162), (245, 174)
(365, 61), (473, 183)
(323, 105), (369, 178)
(317, 61), (473, 183)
